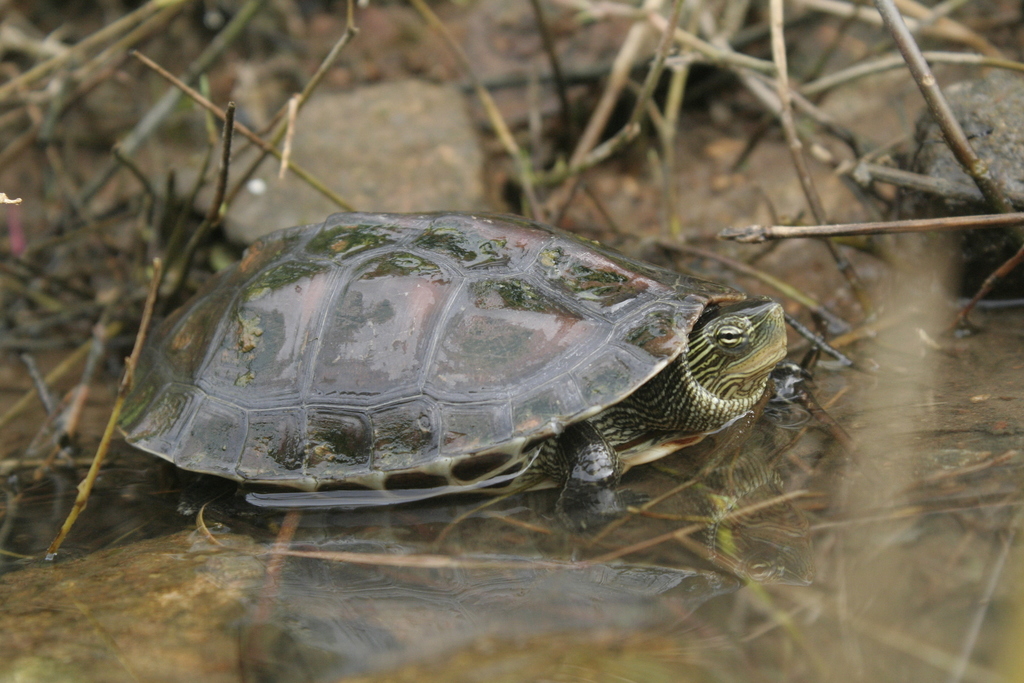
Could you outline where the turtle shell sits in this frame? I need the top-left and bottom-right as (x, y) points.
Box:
(120, 212), (746, 492)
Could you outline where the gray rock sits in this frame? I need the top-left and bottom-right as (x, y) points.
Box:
(907, 71), (1024, 297)
(911, 70), (1024, 212)
(223, 80), (486, 244)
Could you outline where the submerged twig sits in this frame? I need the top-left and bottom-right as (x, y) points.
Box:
(945, 508), (1020, 683)
(252, 509), (302, 624)
(783, 314), (857, 369)
(19, 354), (57, 416)
(954, 243), (1024, 328)
(590, 489), (809, 563)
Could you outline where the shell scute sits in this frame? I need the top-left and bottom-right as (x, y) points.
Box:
(512, 381), (587, 434)
(237, 409), (306, 481)
(174, 397), (247, 478)
(426, 297), (598, 400)
(440, 402), (513, 455)
(304, 407), (373, 479)
(538, 245), (652, 310)
(197, 260), (334, 407)
(119, 381), (199, 458)
(620, 301), (705, 360)
(309, 252), (455, 404)
(305, 221), (397, 260)
(419, 213), (541, 271)
(241, 260), (330, 302)
(572, 346), (652, 407)
(237, 228), (305, 276)
(370, 399), (440, 472)
(412, 223), (509, 269)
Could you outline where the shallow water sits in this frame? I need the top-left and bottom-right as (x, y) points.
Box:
(1, 299), (1022, 682)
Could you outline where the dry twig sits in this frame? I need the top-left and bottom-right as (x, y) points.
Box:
(131, 51), (353, 212)
(46, 260), (163, 559)
(721, 213), (1024, 243)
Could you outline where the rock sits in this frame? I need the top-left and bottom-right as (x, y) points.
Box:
(222, 80), (486, 244)
(905, 71), (1024, 297)
(910, 71), (1024, 212)
(0, 531), (263, 683)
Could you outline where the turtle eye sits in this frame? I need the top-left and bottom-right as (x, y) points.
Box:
(714, 325), (747, 348)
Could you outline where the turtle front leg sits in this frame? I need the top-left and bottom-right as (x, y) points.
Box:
(544, 421), (633, 532)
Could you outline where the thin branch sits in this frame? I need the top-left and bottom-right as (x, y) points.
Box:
(850, 162), (1024, 207)
(568, 0), (663, 170)
(649, 10), (776, 74)
(0, 0), (193, 103)
(72, 0), (268, 212)
(223, 7), (359, 210)
(770, 0), (825, 224)
(407, 0), (541, 218)
(954, 242), (1024, 328)
(656, 241), (850, 331)
(163, 103), (236, 307)
(131, 50), (354, 211)
(46, 261), (162, 559)
(797, 0), (1001, 56)
(538, 0), (688, 189)
(873, 0), (1013, 214)
(802, 51), (1024, 97)
(771, 0), (872, 312)
(944, 511), (1020, 683)
(720, 212), (1024, 243)
(528, 0), (573, 138)
(0, 325), (115, 431)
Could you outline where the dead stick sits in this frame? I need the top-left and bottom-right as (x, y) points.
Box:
(0, 322), (123, 431)
(130, 50), (353, 211)
(73, 0), (267, 212)
(771, 0), (872, 313)
(46, 260), (163, 559)
(163, 103), (236, 307)
(873, 0), (1013, 214)
(223, 8), (359, 210)
(407, 0), (540, 218)
(663, 242), (849, 332)
(954, 242), (1024, 328)
(0, 0), (191, 103)
(720, 212), (1024, 242)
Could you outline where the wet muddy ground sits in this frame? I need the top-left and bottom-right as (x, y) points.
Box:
(2, 1), (1024, 682)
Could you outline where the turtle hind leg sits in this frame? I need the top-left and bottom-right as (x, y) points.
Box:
(544, 421), (638, 533)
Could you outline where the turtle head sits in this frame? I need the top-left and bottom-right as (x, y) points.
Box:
(685, 298), (787, 416)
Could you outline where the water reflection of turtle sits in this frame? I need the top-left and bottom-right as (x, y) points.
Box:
(120, 212), (786, 529)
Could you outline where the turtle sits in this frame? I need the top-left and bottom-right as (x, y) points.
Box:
(119, 212), (787, 528)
